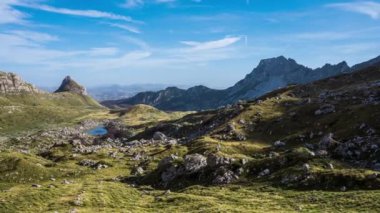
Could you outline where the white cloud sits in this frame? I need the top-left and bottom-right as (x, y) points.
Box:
(327, 1), (380, 19)
(108, 23), (141, 34)
(9, 30), (59, 43)
(88, 48), (119, 57)
(0, 30), (152, 70)
(122, 0), (144, 8)
(0, 0), (27, 24)
(0, 29), (247, 75)
(181, 37), (241, 51)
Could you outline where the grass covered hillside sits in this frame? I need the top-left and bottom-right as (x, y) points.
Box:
(0, 65), (379, 212)
(111, 104), (192, 127)
(0, 92), (104, 135)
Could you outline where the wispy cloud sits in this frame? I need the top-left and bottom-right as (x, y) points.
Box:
(181, 37), (241, 51)
(327, 1), (380, 19)
(121, 0), (177, 9)
(15, 2), (141, 23)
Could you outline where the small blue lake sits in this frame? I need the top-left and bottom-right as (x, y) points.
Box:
(87, 126), (108, 136)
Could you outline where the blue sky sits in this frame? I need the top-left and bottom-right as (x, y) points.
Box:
(1, 0), (380, 88)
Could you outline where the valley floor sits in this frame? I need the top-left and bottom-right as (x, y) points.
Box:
(1, 150), (380, 213)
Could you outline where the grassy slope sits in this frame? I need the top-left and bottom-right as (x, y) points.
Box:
(0, 92), (105, 136)
(1, 146), (380, 212)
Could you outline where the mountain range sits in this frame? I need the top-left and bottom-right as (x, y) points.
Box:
(102, 55), (380, 111)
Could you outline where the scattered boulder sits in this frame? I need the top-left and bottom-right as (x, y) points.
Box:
(212, 166), (239, 185)
(78, 159), (97, 167)
(319, 133), (338, 150)
(302, 163), (311, 172)
(314, 104), (335, 115)
(327, 163), (334, 170)
(153, 132), (167, 141)
(207, 153), (233, 167)
(158, 154), (179, 169)
(161, 165), (184, 183)
(258, 169), (270, 177)
(274, 140), (286, 148)
(184, 154), (207, 174)
(31, 184), (41, 188)
(132, 167), (144, 176)
(78, 159), (109, 170)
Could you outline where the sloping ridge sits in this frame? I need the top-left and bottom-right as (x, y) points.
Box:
(0, 74), (103, 134)
(102, 55), (378, 111)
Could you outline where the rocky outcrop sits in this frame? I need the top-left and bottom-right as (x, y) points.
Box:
(0, 71), (41, 94)
(55, 76), (87, 95)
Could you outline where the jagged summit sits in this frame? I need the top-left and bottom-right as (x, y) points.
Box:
(55, 76), (87, 95)
(256, 56), (301, 70)
(0, 71), (41, 94)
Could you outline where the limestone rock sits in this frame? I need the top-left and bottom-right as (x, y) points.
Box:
(0, 72), (41, 94)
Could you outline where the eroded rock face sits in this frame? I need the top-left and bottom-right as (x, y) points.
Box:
(0, 72), (41, 94)
(55, 76), (87, 95)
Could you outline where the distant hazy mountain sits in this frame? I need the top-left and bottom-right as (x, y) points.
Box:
(102, 55), (378, 111)
(104, 85), (225, 111)
(87, 84), (171, 101)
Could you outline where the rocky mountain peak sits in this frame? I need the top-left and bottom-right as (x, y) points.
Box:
(0, 71), (41, 94)
(55, 76), (87, 95)
(254, 56), (307, 75)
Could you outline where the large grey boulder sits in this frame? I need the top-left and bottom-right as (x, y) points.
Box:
(153, 132), (167, 141)
(207, 154), (233, 168)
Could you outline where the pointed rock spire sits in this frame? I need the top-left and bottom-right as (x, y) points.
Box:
(55, 76), (87, 95)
